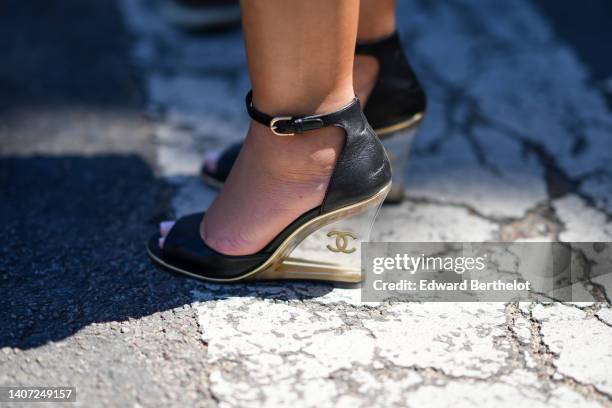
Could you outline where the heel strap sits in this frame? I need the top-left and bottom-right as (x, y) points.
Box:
(245, 91), (359, 136)
(355, 31), (400, 59)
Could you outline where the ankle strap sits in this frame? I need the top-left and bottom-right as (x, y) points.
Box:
(245, 91), (359, 136)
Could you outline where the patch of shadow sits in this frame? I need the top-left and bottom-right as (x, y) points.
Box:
(0, 155), (332, 350)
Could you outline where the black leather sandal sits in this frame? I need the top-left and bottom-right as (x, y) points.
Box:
(201, 31), (426, 203)
(148, 91), (392, 283)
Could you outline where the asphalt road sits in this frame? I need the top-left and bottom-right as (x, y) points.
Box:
(533, 0), (612, 107)
(0, 0), (214, 405)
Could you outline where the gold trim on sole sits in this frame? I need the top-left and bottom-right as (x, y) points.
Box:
(251, 257), (362, 283)
(200, 171), (226, 190)
(376, 112), (424, 137)
(147, 182), (391, 283)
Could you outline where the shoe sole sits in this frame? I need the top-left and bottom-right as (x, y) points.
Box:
(147, 182), (390, 284)
(376, 112), (424, 137)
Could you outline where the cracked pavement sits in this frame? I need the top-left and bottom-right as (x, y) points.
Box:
(1, 0), (611, 407)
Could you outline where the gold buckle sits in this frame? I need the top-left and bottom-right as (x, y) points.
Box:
(270, 116), (294, 136)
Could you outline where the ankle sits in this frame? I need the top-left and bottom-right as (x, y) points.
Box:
(356, 1), (396, 43)
(252, 86), (356, 118)
(353, 55), (379, 104)
(245, 121), (344, 183)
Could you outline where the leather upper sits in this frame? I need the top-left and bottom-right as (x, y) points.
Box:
(160, 208), (323, 280)
(247, 91), (359, 135)
(320, 101), (391, 212)
(161, 213), (271, 280)
(357, 31), (427, 131)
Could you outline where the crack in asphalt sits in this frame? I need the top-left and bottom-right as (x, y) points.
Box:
(117, 0), (612, 405)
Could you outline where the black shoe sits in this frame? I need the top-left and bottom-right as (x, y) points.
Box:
(201, 31), (426, 203)
(148, 92), (392, 283)
(159, 0), (240, 32)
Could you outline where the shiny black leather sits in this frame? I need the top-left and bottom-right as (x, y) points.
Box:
(320, 102), (391, 212)
(358, 32), (426, 131)
(156, 213), (269, 279)
(153, 209), (321, 280)
(247, 91), (359, 136)
(151, 94), (391, 280)
(201, 31), (426, 185)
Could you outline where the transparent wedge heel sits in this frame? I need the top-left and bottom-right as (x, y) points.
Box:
(249, 183), (390, 283)
(380, 126), (418, 203)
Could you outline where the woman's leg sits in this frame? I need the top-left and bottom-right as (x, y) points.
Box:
(163, 0), (360, 255)
(357, 0), (396, 41)
(354, 0), (396, 103)
(202, 0), (398, 175)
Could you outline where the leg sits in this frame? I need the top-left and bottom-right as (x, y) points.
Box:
(354, 0), (396, 103)
(357, 0), (396, 41)
(202, 0), (398, 177)
(162, 0), (360, 255)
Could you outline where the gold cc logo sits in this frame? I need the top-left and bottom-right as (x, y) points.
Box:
(326, 230), (357, 253)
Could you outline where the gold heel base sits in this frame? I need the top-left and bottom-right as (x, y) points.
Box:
(250, 257), (362, 283)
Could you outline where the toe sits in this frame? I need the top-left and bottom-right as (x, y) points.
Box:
(204, 149), (222, 173)
(160, 220), (176, 237)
